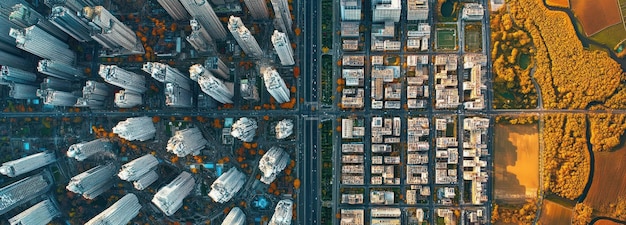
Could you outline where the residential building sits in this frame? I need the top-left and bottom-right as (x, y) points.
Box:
(156, 0), (189, 20)
(6, 83), (38, 99)
(259, 146), (290, 184)
(262, 67), (290, 103)
(275, 119), (294, 139)
(99, 65), (148, 94)
(81, 6), (145, 55)
(112, 117), (156, 141)
(407, 0), (428, 20)
(133, 170), (158, 190)
(49, 5), (93, 42)
(187, 19), (214, 52)
(36, 89), (78, 106)
(269, 199), (293, 225)
(143, 62), (191, 91)
(244, 0), (269, 19)
(372, 0), (401, 22)
(167, 127), (208, 157)
(271, 0), (293, 34)
(231, 117), (258, 142)
(66, 163), (116, 199)
(0, 173), (51, 215)
(228, 16), (263, 58)
(179, 0), (227, 40)
(118, 154), (159, 181)
(205, 56), (230, 79)
(8, 199), (59, 225)
(114, 90), (142, 108)
(462, 3), (484, 20)
(152, 171), (196, 216)
(272, 30), (295, 66)
(1, 66), (37, 84)
(340, 0), (361, 21)
(208, 167), (246, 203)
(38, 60), (84, 81)
(221, 207), (246, 225)
(85, 194), (141, 225)
(67, 138), (111, 161)
(0, 152), (56, 177)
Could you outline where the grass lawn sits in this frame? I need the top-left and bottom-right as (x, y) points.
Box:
(436, 28), (457, 50)
(464, 24), (482, 52)
(590, 23), (626, 49)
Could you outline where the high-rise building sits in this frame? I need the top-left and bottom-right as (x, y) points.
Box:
(99, 65), (147, 93)
(179, 0), (227, 40)
(49, 6), (93, 42)
(407, 0), (428, 21)
(133, 170), (158, 190)
(186, 19), (214, 53)
(44, 0), (100, 13)
(9, 26), (75, 64)
(205, 56), (229, 79)
(258, 146), (290, 184)
(275, 119), (293, 139)
(372, 0), (401, 22)
(166, 127), (208, 157)
(228, 16), (263, 58)
(77, 80), (109, 108)
(0, 49), (32, 71)
(270, 0), (292, 34)
(231, 117), (258, 142)
(8, 199), (59, 225)
(118, 154), (159, 181)
(462, 3), (484, 21)
(271, 30), (295, 66)
(81, 6), (145, 55)
(197, 72), (234, 104)
(221, 207), (246, 225)
(156, 0), (189, 21)
(66, 163), (116, 199)
(0, 173), (51, 215)
(85, 193), (141, 225)
(340, 0), (361, 21)
(0, 152), (56, 178)
(142, 62), (191, 91)
(114, 90), (143, 108)
(6, 82), (38, 99)
(67, 138), (111, 161)
(262, 67), (290, 103)
(189, 64), (205, 82)
(40, 77), (74, 92)
(1, 66), (37, 84)
(244, 0), (269, 19)
(112, 116), (156, 141)
(152, 171), (195, 216)
(165, 83), (193, 107)
(36, 89), (79, 106)
(9, 4), (69, 40)
(269, 199), (293, 225)
(240, 78), (259, 101)
(37, 59), (84, 81)
(208, 167), (246, 203)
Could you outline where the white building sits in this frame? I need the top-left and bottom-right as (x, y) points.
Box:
(152, 171), (196, 216)
(156, 0), (189, 20)
(228, 16), (263, 58)
(81, 6), (145, 55)
(8, 199), (59, 225)
(269, 199), (293, 225)
(85, 193), (141, 225)
(165, 83), (193, 107)
(0, 152), (56, 177)
(196, 69), (234, 104)
(9, 25), (75, 64)
(244, 0), (269, 19)
(133, 170), (159, 190)
(462, 3), (484, 21)
(114, 90), (142, 108)
(262, 67), (290, 103)
(36, 89), (78, 107)
(275, 119), (294, 139)
(271, 0), (293, 34)
(166, 127), (209, 157)
(259, 146), (290, 184)
(341, 0), (361, 21)
(112, 116), (156, 141)
(179, 0), (228, 40)
(0, 173), (50, 215)
(205, 56), (230, 79)
(187, 19), (214, 52)
(99, 65), (147, 94)
(208, 167), (246, 203)
(221, 207), (246, 225)
(118, 154), (159, 181)
(372, 0), (401, 22)
(66, 163), (116, 199)
(231, 117), (258, 142)
(142, 62), (191, 91)
(271, 30), (295, 66)
(67, 138), (111, 161)
(407, 0), (429, 21)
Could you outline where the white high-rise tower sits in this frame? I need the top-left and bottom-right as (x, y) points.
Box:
(271, 30), (295, 66)
(262, 67), (290, 103)
(0, 152), (56, 177)
(152, 171), (195, 216)
(8, 199), (59, 225)
(67, 138), (111, 161)
(66, 163), (117, 199)
(99, 65), (147, 94)
(0, 173), (51, 215)
(275, 119), (294, 139)
(133, 170), (159, 190)
(208, 167), (246, 203)
(85, 193), (141, 225)
(231, 117), (258, 142)
(179, 0), (227, 40)
(9, 26), (75, 63)
(271, 0), (292, 34)
(196, 70), (234, 104)
(269, 199), (293, 225)
(118, 154), (159, 181)
(81, 6), (145, 55)
(228, 16), (263, 58)
(166, 127), (208, 157)
(112, 117), (156, 141)
(221, 207), (246, 225)
(258, 146), (290, 184)
(244, 0), (269, 19)
(114, 90), (143, 108)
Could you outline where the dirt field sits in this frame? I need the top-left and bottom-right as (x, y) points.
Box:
(538, 200), (573, 225)
(594, 220), (623, 225)
(583, 144), (626, 213)
(571, 0), (622, 36)
(494, 124), (540, 202)
(546, 0), (570, 8)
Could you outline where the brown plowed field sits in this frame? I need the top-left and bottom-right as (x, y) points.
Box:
(538, 200), (573, 225)
(583, 145), (626, 213)
(546, 0), (570, 8)
(571, 0), (622, 36)
(594, 220), (623, 225)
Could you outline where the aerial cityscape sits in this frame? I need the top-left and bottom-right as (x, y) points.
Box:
(1, 0), (626, 224)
